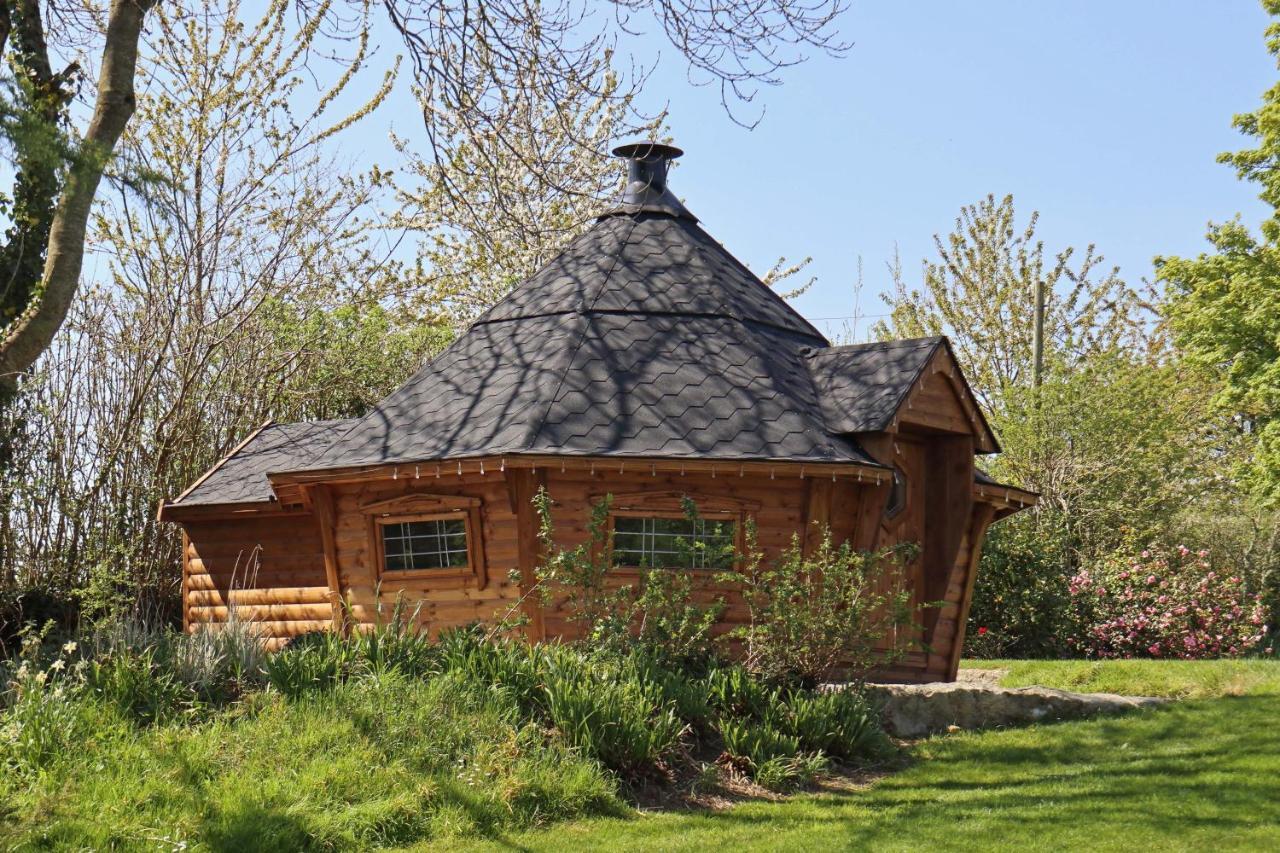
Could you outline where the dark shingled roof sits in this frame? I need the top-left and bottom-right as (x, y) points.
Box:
(807, 337), (944, 434)
(172, 156), (1000, 506)
(295, 212), (876, 473)
(176, 419), (354, 505)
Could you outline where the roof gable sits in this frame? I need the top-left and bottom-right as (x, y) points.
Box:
(807, 338), (943, 434)
(806, 337), (998, 452)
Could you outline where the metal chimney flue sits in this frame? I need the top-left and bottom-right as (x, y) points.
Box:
(608, 141), (695, 221)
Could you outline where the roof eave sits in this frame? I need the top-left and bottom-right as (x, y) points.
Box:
(267, 451), (892, 490)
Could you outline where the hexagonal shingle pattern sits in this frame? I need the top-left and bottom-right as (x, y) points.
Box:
(180, 201), (972, 504)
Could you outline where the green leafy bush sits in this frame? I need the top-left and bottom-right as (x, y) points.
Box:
(719, 719), (801, 768)
(264, 632), (352, 698)
(707, 664), (777, 721)
(626, 655), (715, 732)
(966, 517), (1076, 658)
(723, 529), (917, 685)
(85, 646), (191, 725)
(433, 626), (543, 715)
(532, 490), (725, 666)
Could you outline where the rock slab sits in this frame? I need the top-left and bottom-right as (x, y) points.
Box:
(863, 681), (1167, 738)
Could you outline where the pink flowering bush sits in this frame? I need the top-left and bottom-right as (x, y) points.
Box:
(1068, 544), (1270, 659)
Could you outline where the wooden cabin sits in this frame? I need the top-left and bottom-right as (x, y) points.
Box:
(160, 142), (1034, 682)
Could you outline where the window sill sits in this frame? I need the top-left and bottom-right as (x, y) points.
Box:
(379, 568), (477, 583)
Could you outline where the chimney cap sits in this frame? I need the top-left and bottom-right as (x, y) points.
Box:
(611, 141), (684, 161)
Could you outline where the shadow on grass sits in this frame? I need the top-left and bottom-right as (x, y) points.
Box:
(200, 803), (316, 852)
(660, 696), (1280, 849)
(478, 697), (1279, 852)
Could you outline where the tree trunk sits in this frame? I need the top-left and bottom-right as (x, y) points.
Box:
(0, 0), (158, 395)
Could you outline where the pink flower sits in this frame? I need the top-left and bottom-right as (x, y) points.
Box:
(1148, 644), (1161, 655)
(1146, 575), (1158, 585)
(1141, 550), (1151, 559)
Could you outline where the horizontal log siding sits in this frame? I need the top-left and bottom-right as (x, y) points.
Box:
(182, 513), (329, 645)
(179, 461), (1003, 680)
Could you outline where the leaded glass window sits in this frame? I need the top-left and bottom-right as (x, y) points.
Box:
(612, 516), (736, 570)
(381, 517), (469, 572)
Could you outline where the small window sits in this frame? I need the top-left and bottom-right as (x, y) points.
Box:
(884, 467), (907, 519)
(380, 516), (469, 572)
(612, 516), (737, 570)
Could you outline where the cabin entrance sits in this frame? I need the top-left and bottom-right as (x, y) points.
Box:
(876, 434), (928, 649)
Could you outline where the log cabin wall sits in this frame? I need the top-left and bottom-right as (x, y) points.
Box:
(178, 457), (1009, 680)
(182, 511), (330, 650)
(326, 471), (525, 636)
(317, 463), (958, 678)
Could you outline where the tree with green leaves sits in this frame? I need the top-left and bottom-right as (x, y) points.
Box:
(1155, 0), (1280, 505)
(874, 193), (1155, 412)
(878, 192), (1256, 657)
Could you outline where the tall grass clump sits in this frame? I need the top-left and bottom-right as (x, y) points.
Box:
(539, 646), (685, 777)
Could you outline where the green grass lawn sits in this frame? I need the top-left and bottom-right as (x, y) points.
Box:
(445, 660), (1280, 852)
(5, 659), (1278, 851)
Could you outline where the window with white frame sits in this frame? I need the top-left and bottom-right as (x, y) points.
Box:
(611, 515), (737, 570)
(379, 516), (469, 572)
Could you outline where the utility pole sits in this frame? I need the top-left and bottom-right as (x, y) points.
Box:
(1032, 278), (1045, 388)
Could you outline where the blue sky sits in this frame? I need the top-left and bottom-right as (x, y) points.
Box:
(358, 1), (1276, 341)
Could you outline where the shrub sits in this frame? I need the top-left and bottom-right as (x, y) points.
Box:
(86, 617), (266, 713)
(533, 490), (634, 654)
(624, 654), (715, 731)
(1068, 543), (1270, 659)
(265, 632), (352, 698)
(966, 516), (1076, 658)
(722, 528), (917, 685)
(706, 664), (778, 721)
(434, 626), (543, 713)
(85, 646), (191, 725)
(532, 490), (724, 666)
(632, 565), (723, 670)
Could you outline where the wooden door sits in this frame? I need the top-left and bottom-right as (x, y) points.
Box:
(876, 435), (927, 650)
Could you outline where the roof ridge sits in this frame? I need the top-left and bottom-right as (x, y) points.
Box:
(682, 219), (829, 344)
(472, 307), (828, 340)
(526, 215), (642, 450)
(815, 335), (944, 355)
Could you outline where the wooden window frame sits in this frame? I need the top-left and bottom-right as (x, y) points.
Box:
(594, 490), (759, 575)
(361, 493), (488, 588)
(884, 466), (908, 520)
